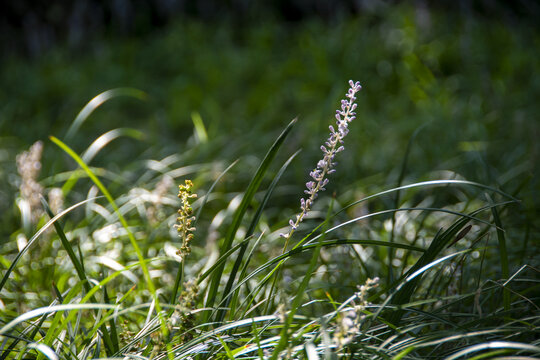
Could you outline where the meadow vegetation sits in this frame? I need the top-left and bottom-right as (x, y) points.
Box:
(0, 5), (538, 359)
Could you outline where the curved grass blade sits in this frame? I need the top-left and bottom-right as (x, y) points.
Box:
(82, 128), (145, 163)
(365, 249), (471, 338)
(40, 197), (118, 354)
(0, 197), (102, 293)
(65, 88), (147, 141)
(204, 118), (297, 320)
(385, 202), (497, 325)
(49, 136), (167, 335)
(445, 341), (540, 360)
(25, 343), (59, 360)
(293, 192), (516, 253)
(0, 304), (117, 335)
(228, 238), (425, 322)
(169, 314), (287, 358)
(0, 305), (51, 360)
(62, 128), (145, 196)
(302, 202), (514, 248)
(336, 180), (518, 218)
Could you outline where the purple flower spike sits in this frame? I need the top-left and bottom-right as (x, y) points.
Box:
(281, 80), (362, 242)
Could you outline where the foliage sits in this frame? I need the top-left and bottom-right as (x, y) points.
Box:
(0, 4), (539, 360)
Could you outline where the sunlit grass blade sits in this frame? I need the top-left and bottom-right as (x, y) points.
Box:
(366, 250), (471, 343)
(61, 128), (145, 195)
(39, 281), (100, 359)
(40, 197), (89, 292)
(336, 179), (518, 218)
(169, 315), (287, 358)
(65, 88), (147, 141)
(445, 341), (540, 360)
(24, 343), (59, 360)
(204, 118), (297, 321)
(297, 201), (513, 257)
(81, 128), (145, 163)
(49, 136), (167, 336)
(0, 304), (117, 336)
(0, 197), (102, 293)
(292, 188), (517, 253)
(0, 309), (50, 360)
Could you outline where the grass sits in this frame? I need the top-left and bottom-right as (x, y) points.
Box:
(1, 5), (539, 359)
(1, 78), (538, 359)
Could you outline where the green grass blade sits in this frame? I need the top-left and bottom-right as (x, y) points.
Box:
(386, 201), (495, 325)
(81, 128), (145, 163)
(301, 203), (513, 249)
(41, 197), (118, 355)
(103, 286), (120, 354)
(445, 341), (540, 360)
(62, 128), (145, 196)
(0, 308), (50, 360)
(49, 136), (167, 336)
(195, 159), (239, 224)
(204, 118), (297, 320)
(0, 304), (117, 336)
(0, 197), (101, 293)
(216, 150), (301, 325)
(270, 196), (334, 360)
(336, 180), (518, 218)
(219, 238), (427, 319)
(65, 88), (147, 141)
(24, 343), (58, 360)
(196, 237), (253, 284)
(40, 197), (89, 291)
(216, 334), (235, 359)
(230, 232), (265, 319)
(191, 111), (208, 144)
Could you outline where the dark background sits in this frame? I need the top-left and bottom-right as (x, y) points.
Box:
(2, 0), (538, 58)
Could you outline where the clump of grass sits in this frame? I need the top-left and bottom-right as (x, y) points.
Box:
(0, 81), (538, 360)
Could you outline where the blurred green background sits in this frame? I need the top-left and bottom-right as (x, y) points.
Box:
(1, 1), (538, 244)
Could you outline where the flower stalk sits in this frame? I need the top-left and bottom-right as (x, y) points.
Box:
(280, 80), (362, 245)
(175, 179), (197, 260)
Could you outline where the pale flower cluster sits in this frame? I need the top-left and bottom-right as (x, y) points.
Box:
(175, 179), (197, 260)
(16, 141), (44, 224)
(333, 277), (379, 348)
(281, 80), (362, 242)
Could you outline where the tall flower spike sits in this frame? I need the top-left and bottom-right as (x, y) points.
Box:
(175, 180), (197, 260)
(280, 80), (362, 244)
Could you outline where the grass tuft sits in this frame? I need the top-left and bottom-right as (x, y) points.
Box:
(0, 79), (536, 360)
